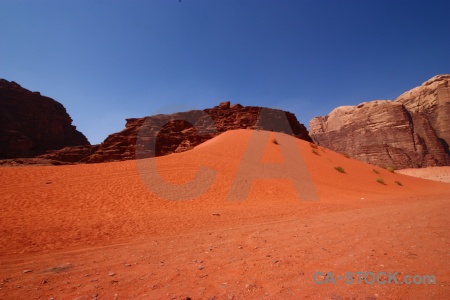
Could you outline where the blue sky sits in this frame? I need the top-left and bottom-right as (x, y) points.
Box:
(1, 0), (449, 144)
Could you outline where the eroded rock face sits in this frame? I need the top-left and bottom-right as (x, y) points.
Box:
(0, 79), (90, 159)
(309, 75), (450, 169)
(396, 75), (450, 155)
(40, 104), (312, 163)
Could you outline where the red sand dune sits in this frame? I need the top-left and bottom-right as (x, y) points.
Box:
(1, 129), (449, 299)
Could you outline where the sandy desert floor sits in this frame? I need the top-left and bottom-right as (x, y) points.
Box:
(1, 130), (449, 299)
(397, 166), (450, 183)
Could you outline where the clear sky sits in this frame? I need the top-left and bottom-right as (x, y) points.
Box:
(1, 0), (449, 144)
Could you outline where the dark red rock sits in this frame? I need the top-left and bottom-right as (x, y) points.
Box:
(39, 145), (100, 163)
(219, 101), (231, 109)
(41, 104), (312, 163)
(0, 79), (89, 159)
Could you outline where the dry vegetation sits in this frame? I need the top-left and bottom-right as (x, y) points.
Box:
(334, 166), (345, 173)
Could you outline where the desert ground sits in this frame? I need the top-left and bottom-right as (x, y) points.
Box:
(1, 130), (449, 299)
(396, 167), (450, 184)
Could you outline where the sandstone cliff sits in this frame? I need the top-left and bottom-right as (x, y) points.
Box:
(309, 75), (450, 169)
(39, 101), (312, 164)
(0, 79), (90, 159)
(396, 74), (450, 154)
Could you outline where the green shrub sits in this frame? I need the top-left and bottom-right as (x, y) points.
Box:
(386, 166), (396, 173)
(376, 177), (385, 184)
(335, 166), (345, 173)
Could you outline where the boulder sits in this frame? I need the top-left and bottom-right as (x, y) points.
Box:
(219, 101), (231, 109)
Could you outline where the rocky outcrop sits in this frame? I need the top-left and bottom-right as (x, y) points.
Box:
(396, 75), (450, 155)
(0, 79), (90, 159)
(309, 75), (450, 169)
(40, 104), (312, 164)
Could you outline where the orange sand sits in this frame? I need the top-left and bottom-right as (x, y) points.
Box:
(0, 130), (449, 299)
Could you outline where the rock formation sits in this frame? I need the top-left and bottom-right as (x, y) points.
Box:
(0, 79), (90, 159)
(309, 75), (450, 169)
(39, 102), (312, 164)
(396, 75), (450, 155)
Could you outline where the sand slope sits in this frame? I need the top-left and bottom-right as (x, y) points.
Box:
(1, 129), (449, 299)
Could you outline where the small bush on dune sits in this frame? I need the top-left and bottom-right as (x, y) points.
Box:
(312, 149), (320, 155)
(376, 177), (385, 184)
(335, 166), (345, 173)
(272, 138), (279, 145)
(386, 166), (396, 173)
(373, 169), (380, 174)
(342, 153), (351, 158)
(309, 142), (318, 149)
(395, 180), (403, 186)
